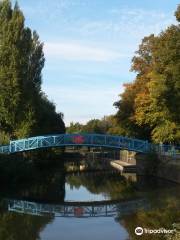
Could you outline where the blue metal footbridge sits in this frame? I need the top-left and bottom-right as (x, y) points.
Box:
(0, 133), (179, 155)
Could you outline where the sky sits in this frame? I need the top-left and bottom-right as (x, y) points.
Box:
(13, 0), (179, 125)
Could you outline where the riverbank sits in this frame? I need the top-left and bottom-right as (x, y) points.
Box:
(136, 153), (180, 184)
(111, 150), (180, 184)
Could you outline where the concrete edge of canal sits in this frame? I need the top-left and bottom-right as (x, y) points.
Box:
(111, 150), (180, 184)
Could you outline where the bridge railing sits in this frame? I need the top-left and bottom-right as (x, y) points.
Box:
(0, 145), (10, 154)
(8, 134), (149, 153)
(0, 133), (179, 156)
(149, 143), (180, 158)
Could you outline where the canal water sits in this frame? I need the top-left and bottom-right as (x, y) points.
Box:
(0, 161), (179, 240)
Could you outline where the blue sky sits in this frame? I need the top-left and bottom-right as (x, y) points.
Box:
(13, 0), (179, 125)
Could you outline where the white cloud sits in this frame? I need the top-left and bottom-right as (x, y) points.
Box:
(75, 7), (175, 40)
(44, 42), (128, 62)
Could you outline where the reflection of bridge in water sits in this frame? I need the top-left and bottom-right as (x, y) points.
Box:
(7, 198), (149, 218)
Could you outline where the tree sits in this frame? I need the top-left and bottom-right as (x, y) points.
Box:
(175, 4), (180, 22)
(134, 21), (180, 143)
(66, 116), (123, 135)
(83, 119), (107, 134)
(114, 5), (180, 144)
(0, 0), (65, 143)
(34, 93), (65, 135)
(66, 122), (83, 133)
(114, 35), (155, 140)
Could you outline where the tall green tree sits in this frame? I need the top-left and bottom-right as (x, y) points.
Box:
(0, 0), (65, 143)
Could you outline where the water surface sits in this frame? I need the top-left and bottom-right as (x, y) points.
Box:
(0, 167), (179, 240)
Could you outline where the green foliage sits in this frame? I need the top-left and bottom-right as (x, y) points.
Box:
(0, 131), (10, 144)
(66, 122), (84, 133)
(175, 4), (180, 22)
(66, 115), (122, 135)
(33, 93), (65, 135)
(122, 202), (180, 240)
(0, 0), (65, 143)
(106, 115), (123, 135)
(0, 212), (52, 240)
(83, 118), (108, 134)
(115, 6), (180, 144)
